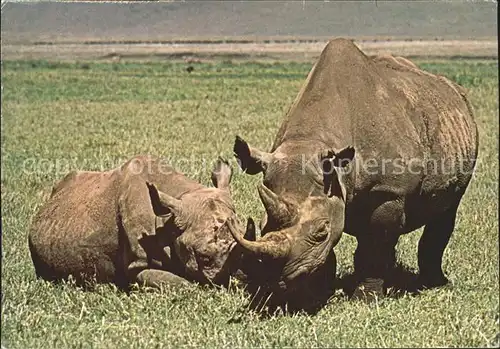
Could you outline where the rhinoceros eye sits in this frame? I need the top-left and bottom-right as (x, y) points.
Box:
(311, 221), (329, 242)
(197, 252), (213, 266)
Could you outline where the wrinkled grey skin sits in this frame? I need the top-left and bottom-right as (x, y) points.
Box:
(29, 155), (248, 289)
(233, 38), (478, 300)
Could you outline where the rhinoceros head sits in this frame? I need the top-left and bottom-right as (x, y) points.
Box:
(147, 157), (250, 286)
(231, 136), (355, 292)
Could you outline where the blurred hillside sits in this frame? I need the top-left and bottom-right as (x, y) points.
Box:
(1, 1), (497, 43)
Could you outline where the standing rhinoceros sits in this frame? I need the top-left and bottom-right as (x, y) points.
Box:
(231, 38), (478, 300)
(29, 155), (252, 289)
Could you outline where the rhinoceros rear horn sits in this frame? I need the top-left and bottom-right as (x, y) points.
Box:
(227, 216), (290, 260)
(257, 184), (297, 225)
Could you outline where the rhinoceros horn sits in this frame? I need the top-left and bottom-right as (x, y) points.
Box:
(227, 216), (290, 260)
(257, 184), (297, 226)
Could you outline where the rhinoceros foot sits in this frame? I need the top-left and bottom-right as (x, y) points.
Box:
(417, 274), (449, 291)
(352, 278), (384, 302)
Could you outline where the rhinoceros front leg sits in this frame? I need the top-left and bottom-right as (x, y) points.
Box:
(136, 269), (189, 288)
(118, 179), (187, 288)
(352, 232), (399, 301)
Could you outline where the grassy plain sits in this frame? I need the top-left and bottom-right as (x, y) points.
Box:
(1, 59), (498, 348)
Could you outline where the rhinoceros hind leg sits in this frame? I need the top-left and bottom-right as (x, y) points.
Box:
(417, 203), (459, 289)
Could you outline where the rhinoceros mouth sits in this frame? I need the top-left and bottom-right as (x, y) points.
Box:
(282, 265), (311, 283)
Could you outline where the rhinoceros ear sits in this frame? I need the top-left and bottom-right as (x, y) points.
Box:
(146, 182), (182, 217)
(321, 146), (355, 202)
(233, 135), (273, 175)
(211, 157), (232, 190)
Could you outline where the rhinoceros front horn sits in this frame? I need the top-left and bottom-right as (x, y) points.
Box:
(227, 217), (290, 260)
(257, 184), (297, 225)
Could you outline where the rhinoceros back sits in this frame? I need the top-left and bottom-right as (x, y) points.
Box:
(269, 39), (478, 232)
(372, 54), (478, 206)
(29, 170), (120, 284)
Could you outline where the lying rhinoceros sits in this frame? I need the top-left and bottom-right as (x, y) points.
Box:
(232, 38), (478, 300)
(29, 155), (251, 289)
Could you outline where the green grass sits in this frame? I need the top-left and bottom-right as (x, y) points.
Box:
(1, 59), (498, 348)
